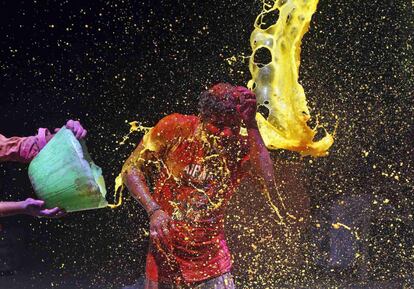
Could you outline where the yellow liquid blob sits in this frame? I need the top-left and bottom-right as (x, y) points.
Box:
(248, 0), (334, 157)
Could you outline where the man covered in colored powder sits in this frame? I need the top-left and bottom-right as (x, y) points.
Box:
(122, 84), (285, 288)
(0, 119), (87, 217)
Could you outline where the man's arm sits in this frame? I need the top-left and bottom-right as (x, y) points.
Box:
(0, 201), (30, 217)
(122, 141), (172, 249)
(0, 130), (48, 163)
(0, 119), (87, 163)
(0, 198), (65, 218)
(121, 113), (182, 214)
(246, 125), (288, 219)
(236, 87), (289, 220)
(123, 144), (161, 216)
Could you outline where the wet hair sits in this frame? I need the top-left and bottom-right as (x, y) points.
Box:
(198, 83), (239, 118)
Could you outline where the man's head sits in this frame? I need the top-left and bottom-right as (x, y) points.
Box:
(198, 83), (246, 137)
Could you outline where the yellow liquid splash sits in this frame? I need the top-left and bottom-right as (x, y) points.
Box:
(112, 121), (153, 208)
(248, 0), (334, 157)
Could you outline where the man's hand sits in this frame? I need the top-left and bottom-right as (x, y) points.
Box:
(149, 209), (173, 251)
(22, 198), (66, 218)
(235, 86), (257, 128)
(54, 120), (87, 140)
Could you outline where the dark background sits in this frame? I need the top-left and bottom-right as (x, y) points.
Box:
(0, 0), (413, 288)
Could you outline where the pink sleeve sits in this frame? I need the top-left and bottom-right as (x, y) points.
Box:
(0, 128), (51, 163)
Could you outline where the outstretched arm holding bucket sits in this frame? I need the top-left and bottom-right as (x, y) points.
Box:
(0, 120), (87, 163)
(0, 119), (87, 218)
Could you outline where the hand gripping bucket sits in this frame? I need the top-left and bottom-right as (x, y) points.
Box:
(28, 127), (119, 212)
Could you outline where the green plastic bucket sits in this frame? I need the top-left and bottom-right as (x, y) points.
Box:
(28, 127), (108, 212)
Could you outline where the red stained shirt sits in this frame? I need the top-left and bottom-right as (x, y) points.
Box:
(134, 113), (249, 284)
(0, 128), (50, 163)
